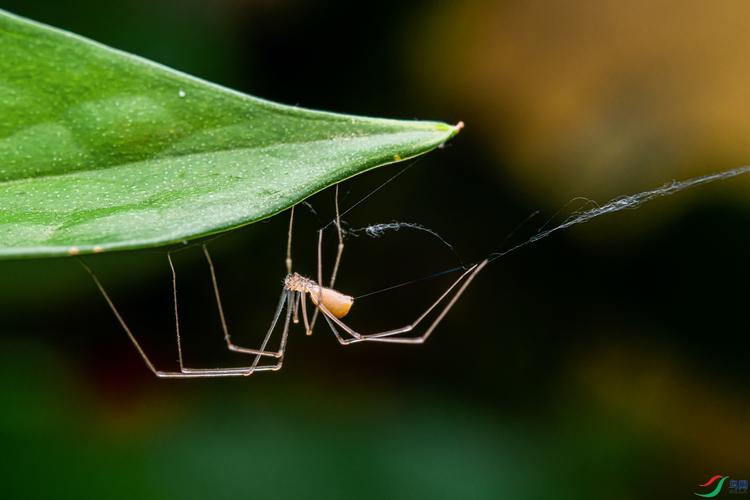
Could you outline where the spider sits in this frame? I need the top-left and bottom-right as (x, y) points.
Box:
(80, 186), (488, 378)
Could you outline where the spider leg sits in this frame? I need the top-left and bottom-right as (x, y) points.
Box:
(292, 291), (301, 324)
(305, 229), (325, 335)
(308, 185), (345, 334)
(79, 258), (290, 378)
(286, 205), (295, 275)
(308, 292), (361, 344)
(203, 245), (285, 358)
(319, 259), (488, 345)
(286, 207), (300, 325)
(300, 291), (312, 335)
(329, 184), (345, 288)
(172, 255), (289, 375)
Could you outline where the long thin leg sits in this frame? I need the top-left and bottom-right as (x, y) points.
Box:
(308, 185), (346, 334)
(329, 184), (345, 288)
(305, 228), (325, 335)
(168, 254), (288, 375)
(292, 291), (301, 325)
(307, 292), (359, 344)
(300, 292), (311, 334)
(79, 258), (288, 378)
(170, 254), (289, 375)
(203, 245), (284, 357)
(319, 259), (488, 345)
(286, 207), (300, 324)
(286, 206), (295, 275)
(170, 280), (291, 376)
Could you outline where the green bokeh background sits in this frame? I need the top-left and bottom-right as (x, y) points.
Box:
(0, 1), (748, 499)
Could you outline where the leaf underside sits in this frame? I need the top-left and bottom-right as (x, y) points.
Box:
(0, 9), (460, 259)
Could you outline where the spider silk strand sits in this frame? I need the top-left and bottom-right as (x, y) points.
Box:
(356, 165), (750, 300)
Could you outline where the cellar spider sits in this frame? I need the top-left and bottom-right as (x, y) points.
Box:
(81, 186), (488, 378)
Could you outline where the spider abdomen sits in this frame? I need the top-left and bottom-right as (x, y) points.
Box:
(310, 287), (354, 318)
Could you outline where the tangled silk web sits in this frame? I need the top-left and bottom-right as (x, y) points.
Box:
(352, 165), (750, 272)
(346, 221), (455, 250)
(487, 165), (750, 263)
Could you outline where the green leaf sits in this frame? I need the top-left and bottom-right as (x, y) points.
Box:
(0, 9), (460, 259)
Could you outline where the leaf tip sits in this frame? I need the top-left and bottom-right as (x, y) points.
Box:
(445, 120), (465, 139)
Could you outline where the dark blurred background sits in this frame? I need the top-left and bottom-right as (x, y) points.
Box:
(0, 1), (748, 498)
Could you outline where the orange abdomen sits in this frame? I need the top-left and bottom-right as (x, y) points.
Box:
(310, 287), (354, 318)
